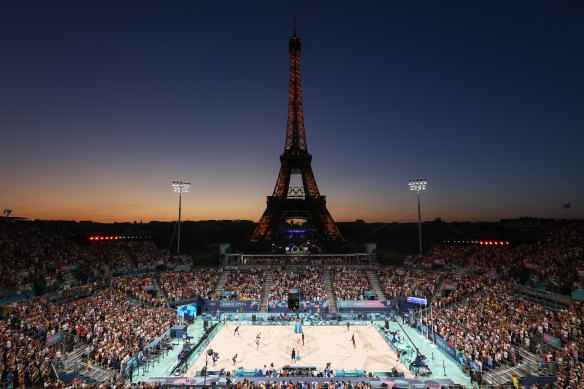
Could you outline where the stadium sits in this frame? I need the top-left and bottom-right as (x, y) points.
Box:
(0, 217), (583, 389)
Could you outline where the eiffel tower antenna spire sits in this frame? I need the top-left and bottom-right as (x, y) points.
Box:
(293, 16), (296, 36)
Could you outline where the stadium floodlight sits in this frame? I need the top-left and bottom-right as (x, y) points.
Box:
(172, 181), (190, 257)
(408, 179), (427, 256)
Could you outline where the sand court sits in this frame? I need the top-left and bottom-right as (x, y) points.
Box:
(185, 323), (412, 378)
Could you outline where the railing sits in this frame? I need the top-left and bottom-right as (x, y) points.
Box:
(512, 284), (572, 308)
(522, 359), (560, 377)
(485, 362), (526, 386)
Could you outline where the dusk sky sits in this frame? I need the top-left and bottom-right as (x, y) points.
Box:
(1, 1), (583, 223)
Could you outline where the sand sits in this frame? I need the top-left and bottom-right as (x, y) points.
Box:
(185, 323), (412, 378)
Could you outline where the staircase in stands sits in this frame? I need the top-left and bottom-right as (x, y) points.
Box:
(366, 269), (385, 300)
(213, 270), (230, 298)
(259, 268), (273, 312)
(323, 268), (338, 313)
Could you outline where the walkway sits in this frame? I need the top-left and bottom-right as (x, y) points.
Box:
(379, 320), (471, 385)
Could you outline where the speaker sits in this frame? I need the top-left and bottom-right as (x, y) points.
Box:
(385, 320), (389, 329)
(252, 314), (257, 322)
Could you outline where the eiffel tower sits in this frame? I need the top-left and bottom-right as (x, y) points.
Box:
(251, 24), (343, 242)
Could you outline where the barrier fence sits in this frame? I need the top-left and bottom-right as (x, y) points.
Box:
(201, 312), (393, 322)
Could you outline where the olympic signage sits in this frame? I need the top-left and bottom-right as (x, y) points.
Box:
(205, 300), (259, 312)
(337, 300), (391, 312)
(286, 243), (309, 253)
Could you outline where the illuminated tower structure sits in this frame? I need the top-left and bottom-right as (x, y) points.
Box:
(251, 24), (343, 242)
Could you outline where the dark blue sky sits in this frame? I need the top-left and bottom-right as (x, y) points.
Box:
(1, 1), (583, 222)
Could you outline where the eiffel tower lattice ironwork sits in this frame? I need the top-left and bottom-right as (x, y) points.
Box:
(251, 25), (343, 242)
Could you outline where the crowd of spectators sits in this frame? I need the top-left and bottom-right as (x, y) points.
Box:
(331, 268), (373, 301)
(108, 275), (167, 308)
(412, 222), (584, 294)
(5, 379), (165, 389)
(2, 218), (583, 388)
(0, 281), (178, 389)
(125, 241), (175, 268)
(159, 268), (221, 301)
(0, 220), (191, 295)
(220, 269), (265, 300)
(0, 222), (133, 292)
(269, 267), (327, 301)
(234, 380), (374, 389)
(377, 268), (441, 300)
(425, 276), (584, 375)
(552, 339), (584, 389)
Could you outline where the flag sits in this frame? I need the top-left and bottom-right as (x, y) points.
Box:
(512, 373), (518, 388)
(563, 203), (572, 209)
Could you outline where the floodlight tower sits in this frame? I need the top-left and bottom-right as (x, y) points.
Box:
(172, 181), (190, 257)
(408, 179), (427, 256)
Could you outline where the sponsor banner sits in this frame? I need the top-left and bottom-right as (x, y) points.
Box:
(364, 291), (376, 296)
(337, 300), (391, 312)
(47, 332), (62, 346)
(142, 284), (155, 291)
(205, 300), (259, 312)
(443, 284), (457, 291)
(543, 333), (561, 348)
(221, 291), (232, 296)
